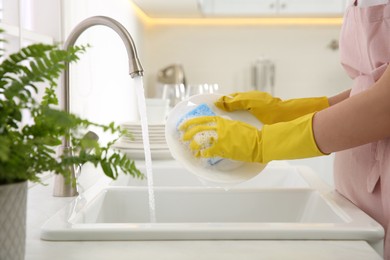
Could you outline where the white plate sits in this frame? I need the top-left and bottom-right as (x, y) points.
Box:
(165, 94), (267, 185)
(122, 131), (166, 136)
(121, 122), (165, 129)
(125, 133), (166, 138)
(113, 142), (169, 150)
(113, 147), (173, 160)
(122, 135), (166, 140)
(121, 136), (166, 141)
(121, 139), (167, 144)
(122, 127), (165, 132)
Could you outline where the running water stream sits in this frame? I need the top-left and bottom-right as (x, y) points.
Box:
(134, 76), (156, 223)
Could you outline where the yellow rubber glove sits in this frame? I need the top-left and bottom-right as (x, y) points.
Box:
(215, 91), (329, 124)
(179, 113), (325, 163)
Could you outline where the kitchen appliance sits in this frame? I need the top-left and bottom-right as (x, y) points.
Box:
(157, 63), (187, 107)
(252, 57), (275, 95)
(157, 63), (186, 86)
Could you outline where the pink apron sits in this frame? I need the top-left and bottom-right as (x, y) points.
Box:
(335, 1), (390, 258)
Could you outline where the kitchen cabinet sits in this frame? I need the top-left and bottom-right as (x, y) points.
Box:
(199, 0), (346, 16)
(133, 0), (346, 18)
(199, 0), (278, 16)
(0, 0), (59, 123)
(1, 0), (59, 53)
(278, 0), (346, 15)
(132, 0), (201, 18)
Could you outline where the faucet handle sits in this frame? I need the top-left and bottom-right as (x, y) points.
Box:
(84, 131), (99, 142)
(75, 131), (99, 155)
(82, 131), (99, 152)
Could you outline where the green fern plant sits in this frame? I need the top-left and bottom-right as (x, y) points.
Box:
(0, 35), (143, 184)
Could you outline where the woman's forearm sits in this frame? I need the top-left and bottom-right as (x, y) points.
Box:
(313, 67), (390, 154)
(328, 89), (351, 106)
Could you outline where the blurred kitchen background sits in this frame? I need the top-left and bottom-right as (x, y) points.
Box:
(2, 0), (352, 186)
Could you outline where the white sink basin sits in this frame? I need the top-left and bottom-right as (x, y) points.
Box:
(78, 188), (346, 224)
(111, 162), (309, 188)
(41, 164), (384, 255)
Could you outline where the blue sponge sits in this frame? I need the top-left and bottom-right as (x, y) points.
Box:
(176, 103), (216, 128)
(177, 103), (223, 166)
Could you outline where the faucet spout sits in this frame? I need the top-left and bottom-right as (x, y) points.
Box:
(63, 15), (144, 115)
(54, 16), (143, 197)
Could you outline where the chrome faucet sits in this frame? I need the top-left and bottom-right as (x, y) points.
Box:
(53, 16), (144, 197)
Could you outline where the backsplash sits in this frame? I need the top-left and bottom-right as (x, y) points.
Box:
(143, 25), (352, 100)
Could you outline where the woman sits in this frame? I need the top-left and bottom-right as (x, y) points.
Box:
(180, 0), (390, 258)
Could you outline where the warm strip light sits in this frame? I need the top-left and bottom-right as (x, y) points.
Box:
(131, 1), (154, 24)
(131, 1), (343, 26)
(148, 17), (343, 26)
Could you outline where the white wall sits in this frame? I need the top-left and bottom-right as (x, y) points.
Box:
(144, 24), (352, 99)
(62, 0), (145, 142)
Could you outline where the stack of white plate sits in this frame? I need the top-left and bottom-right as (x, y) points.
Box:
(113, 122), (172, 160)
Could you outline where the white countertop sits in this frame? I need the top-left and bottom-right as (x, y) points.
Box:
(26, 165), (383, 260)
